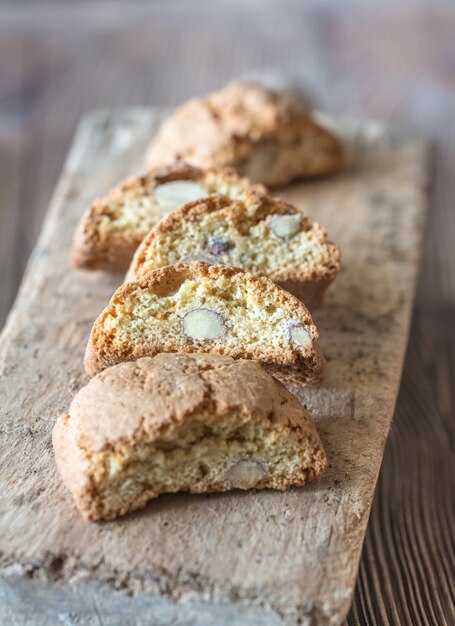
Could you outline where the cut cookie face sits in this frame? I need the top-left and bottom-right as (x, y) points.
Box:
(145, 80), (343, 187)
(53, 353), (327, 521)
(84, 262), (325, 385)
(127, 193), (341, 308)
(71, 163), (265, 272)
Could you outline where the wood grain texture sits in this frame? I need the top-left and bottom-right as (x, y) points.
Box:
(0, 2), (454, 625)
(0, 108), (430, 625)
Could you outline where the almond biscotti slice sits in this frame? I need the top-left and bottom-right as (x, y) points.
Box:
(53, 353), (327, 521)
(127, 193), (340, 308)
(145, 81), (343, 187)
(72, 163), (265, 272)
(84, 262), (324, 385)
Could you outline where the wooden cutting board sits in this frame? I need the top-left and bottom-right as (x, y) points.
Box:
(0, 109), (431, 626)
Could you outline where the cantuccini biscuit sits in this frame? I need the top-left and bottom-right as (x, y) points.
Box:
(145, 81), (343, 187)
(84, 262), (325, 385)
(72, 163), (265, 272)
(127, 193), (340, 308)
(53, 354), (327, 521)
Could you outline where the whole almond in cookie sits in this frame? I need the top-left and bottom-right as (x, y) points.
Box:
(153, 180), (208, 208)
(225, 459), (267, 489)
(205, 235), (232, 256)
(270, 214), (302, 240)
(181, 308), (227, 341)
(288, 323), (313, 350)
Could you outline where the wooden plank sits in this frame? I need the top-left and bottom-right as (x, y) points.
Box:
(1, 4), (454, 624)
(0, 108), (431, 625)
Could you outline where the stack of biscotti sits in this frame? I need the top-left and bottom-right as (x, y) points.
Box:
(72, 163), (266, 272)
(72, 81), (342, 308)
(56, 262), (329, 520)
(54, 80), (344, 521)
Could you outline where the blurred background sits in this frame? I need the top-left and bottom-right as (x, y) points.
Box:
(0, 1), (453, 624)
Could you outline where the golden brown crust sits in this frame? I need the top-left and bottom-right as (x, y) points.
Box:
(53, 354), (327, 521)
(127, 192), (341, 307)
(84, 262), (325, 385)
(52, 414), (96, 516)
(71, 163), (266, 272)
(145, 81), (343, 186)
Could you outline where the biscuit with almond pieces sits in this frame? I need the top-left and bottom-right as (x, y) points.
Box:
(53, 354), (327, 521)
(127, 193), (340, 308)
(84, 262), (325, 385)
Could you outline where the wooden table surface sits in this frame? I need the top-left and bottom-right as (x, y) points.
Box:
(0, 2), (453, 625)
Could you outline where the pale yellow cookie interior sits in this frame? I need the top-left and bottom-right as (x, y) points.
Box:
(101, 272), (313, 361)
(85, 411), (322, 520)
(97, 188), (170, 240)
(97, 173), (249, 241)
(136, 205), (332, 279)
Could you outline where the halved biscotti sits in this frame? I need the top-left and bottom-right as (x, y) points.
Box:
(127, 193), (340, 308)
(53, 353), (327, 521)
(145, 81), (343, 187)
(84, 262), (324, 385)
(71, 163), (265, 272)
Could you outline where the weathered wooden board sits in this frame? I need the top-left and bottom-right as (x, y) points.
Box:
(0, 109), (430, 626)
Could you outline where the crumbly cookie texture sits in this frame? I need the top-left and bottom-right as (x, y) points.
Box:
(53, 354), (327, 521)
(71, 163), (265, 272)
(145, 81), (343, 187)
(84, 262), (324, 385)
(127, 193), (341, 308)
